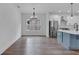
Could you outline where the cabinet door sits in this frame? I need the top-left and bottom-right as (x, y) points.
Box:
(63, 33), (70, 49)
(70, 35), (79, 49)
(57, 31), (62, 44)
(76, 35), (79, 49)
(70, 34), (76, 49)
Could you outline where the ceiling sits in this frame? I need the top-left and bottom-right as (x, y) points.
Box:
(16, 3), (79, 14)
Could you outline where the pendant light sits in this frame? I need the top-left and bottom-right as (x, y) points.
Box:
(27, 8), (39, 24)
(26, 8), (40, 30)
(70, 3), (74, 19)
(30, 8), (38, 19)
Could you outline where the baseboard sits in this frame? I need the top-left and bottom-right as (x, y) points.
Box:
(21, 35), (46, 37)
(0, 35), (21, 55)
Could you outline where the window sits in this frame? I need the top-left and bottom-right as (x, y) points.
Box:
(26, 18), (40, 30)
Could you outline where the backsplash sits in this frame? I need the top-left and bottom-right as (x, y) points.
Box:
(50, 15), (79, 30)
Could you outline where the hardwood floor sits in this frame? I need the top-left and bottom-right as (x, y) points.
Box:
(2, 36), (79, 55)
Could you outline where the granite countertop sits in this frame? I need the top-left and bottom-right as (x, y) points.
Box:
(58, 29), (79, 35)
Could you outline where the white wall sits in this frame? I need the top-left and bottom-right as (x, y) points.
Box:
(0, 4), (21, 54)
(21, 13), (46, 36)
(46, 13), (50, 37)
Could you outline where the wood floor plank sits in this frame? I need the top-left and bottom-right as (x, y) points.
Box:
(2, 36), (79, 55)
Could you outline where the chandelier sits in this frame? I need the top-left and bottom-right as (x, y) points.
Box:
(27, 8), (39, 24)
(26, 8), (40, 30)
(28, 8), (38, 21)
(30, 8), (38, 19)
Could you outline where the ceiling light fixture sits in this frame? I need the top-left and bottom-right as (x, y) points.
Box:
(26, 8), (40, 30)
(27, 8), (39, 24)
(30, 8), (38, 20)
(70, 3), (74, 19)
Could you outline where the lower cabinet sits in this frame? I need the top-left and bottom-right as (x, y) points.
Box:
(70, 34), (76, 49)
(57, 32), (70, 49)
(57, 31), (79, 50)
(57, 31), (63, 44)
(70, 34), (79, 49)
(62, 33), (70, 49)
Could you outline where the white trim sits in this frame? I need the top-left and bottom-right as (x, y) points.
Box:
(0, 35), (21, 55)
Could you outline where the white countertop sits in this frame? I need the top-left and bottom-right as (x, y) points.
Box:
(58, 29), (79, 35)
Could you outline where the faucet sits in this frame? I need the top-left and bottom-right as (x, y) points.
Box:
(74, 23), (78, 31)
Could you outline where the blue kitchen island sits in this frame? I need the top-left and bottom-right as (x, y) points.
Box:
(57, 30), (79, 50)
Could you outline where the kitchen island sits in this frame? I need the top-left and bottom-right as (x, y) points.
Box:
(57, 30), (79, 50)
